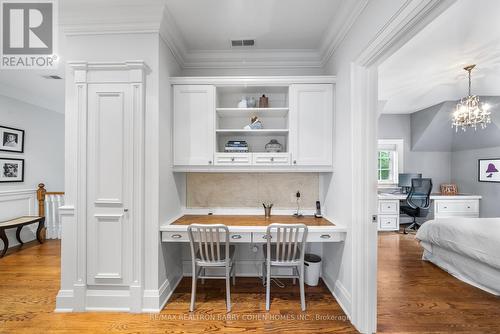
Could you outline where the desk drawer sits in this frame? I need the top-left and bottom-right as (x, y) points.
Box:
(435, 200), (478, 214)
(161, 231), (251, 243)
(252, 231), (342, 243)
(378, 200), (399, 214)
(378, 215), (398, 230)
(214, 153), (251, 165)
(253, 153), (290, 165)
(162, 231), (189, 242)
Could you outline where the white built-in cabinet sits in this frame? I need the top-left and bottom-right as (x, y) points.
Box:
(173, 85), (215, 165)
(290, 84), (333, 166)
(171, 77), (334, 171)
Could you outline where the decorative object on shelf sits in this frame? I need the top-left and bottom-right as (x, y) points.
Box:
(263, 203), (273, 218)
(259, 94), (269, 108)
(452, 64), (491, 132)
(265, 139), (282, 152)
(0, 125), (24, 153)
(225, 140), (248, 153)
(237, 97), (247, 108)
(440, 184), (458, 195)
(0, 157), (24, 182)
(478, 158), (500, 182)
(247, 96), (257, 108)
(244, 116), (263, 130)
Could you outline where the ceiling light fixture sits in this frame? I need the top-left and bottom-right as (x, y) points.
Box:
(452, 64), (491, 132)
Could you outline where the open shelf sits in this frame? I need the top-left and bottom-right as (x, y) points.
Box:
(216, 107), (289, 118)
(216, 129), (289, 136)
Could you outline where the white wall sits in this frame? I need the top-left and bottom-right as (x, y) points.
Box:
(378, 114), (452, 187)
(158, 35), (185, 304)
(451, 146), (500, 217)
(321, 1), (419, 331)
(0, 95), (64, 251)
(0, 94), (64, 192)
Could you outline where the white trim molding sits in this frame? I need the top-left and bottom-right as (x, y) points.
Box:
(57, 60), (148, 313)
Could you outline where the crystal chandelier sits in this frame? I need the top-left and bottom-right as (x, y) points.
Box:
(452, 64), (491, 131)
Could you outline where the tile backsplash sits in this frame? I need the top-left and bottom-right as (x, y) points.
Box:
(186, 173), (319, 209)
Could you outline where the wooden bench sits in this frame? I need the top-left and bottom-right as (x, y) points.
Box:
(0, 216), (46, 258)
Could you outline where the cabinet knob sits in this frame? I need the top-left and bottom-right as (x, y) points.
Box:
(231, 234), (242, 239)
(270, 157), (274, 162)
(124, 208), (129, 212)
(293, 160), (297, 164)
(208, 160), (212, 164)
(231, 157), (235, 162)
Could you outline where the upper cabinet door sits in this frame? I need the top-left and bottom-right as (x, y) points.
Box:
(290, 84), (333, 166)
(173, 85), (215, 165)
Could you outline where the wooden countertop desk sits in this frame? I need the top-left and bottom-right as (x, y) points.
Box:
(160, 215), (346, 243)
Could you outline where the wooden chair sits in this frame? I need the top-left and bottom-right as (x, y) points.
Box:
(263, 223), (308, 311)
(187, 224), (236, 312)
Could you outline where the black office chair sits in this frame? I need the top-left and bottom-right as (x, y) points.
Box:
(400, 178), (432, 234)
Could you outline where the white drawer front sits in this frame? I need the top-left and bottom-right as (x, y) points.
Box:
(378, 215), (398, 230)
(436, 200), (478, 214)
(214, 153), (251, 165)
(162, 231), (251, 243)
(378, 200), (399, 214)
(228, 232), (252, 243)
(162, 231), (189, 242)
(252, 231), (342, 243)
(253, 153), (290, 165)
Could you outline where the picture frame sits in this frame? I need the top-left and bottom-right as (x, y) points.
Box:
(0, 158), (24, 183)
(478, 158), (500, 183)
(0, 125), (25, 153)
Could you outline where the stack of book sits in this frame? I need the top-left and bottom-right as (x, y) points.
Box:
(225, 140), (249, 153)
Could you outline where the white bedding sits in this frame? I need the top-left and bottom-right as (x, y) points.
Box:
(416, 218), (500, 270)
(416, 218), (500, 295)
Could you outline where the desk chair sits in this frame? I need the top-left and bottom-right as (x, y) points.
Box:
(400, 178), (432, 234)
(187, 224), (236, 312)
(262, 223), (308, 311)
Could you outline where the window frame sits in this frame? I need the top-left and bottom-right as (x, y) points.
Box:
(377, 139), (404, 187)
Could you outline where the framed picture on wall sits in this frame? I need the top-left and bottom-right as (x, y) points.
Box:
(478, 158), (500, 183)
(0, 125), (25, 153)
(0, 158), (24, 183)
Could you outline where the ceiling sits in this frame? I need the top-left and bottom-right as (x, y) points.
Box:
(0, 0), (367, 113)
(379, 0), (500, 114)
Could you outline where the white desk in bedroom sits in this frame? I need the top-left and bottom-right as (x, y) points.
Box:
(377, 193), (482, 231)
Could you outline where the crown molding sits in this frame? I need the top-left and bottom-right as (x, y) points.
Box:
(319, 0), (369, 67)
(60, 1), (368, 70)
(356, 0), (456, 67)
(159, 1), (368, 70)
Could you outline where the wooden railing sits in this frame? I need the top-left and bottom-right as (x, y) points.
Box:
(37, 183), (65, 239)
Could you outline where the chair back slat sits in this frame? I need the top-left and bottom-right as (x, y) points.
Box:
(188, 224), (230, 263)
(266, 223), (308, 263)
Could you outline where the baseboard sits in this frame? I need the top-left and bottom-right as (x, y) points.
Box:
(55, 289), (75, 312)
(142, 274), (183, 313)
(158, 274), (183, 311)
(322, 271), (352, 320)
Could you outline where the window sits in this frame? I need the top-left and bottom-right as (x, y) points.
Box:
(378, 150), (394, 183)
(377, 139), (404, 186)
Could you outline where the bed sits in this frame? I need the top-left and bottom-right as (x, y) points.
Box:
(416, 218), (500, 295)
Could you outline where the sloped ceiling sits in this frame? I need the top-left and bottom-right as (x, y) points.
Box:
(379, 0), (500, 114)
(410, 97), (500, 152)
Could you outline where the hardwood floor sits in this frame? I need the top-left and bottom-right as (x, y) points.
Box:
(378, 232), (500, 333)
(0, 240), (355, 333)
(1, 235), (498, 333)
